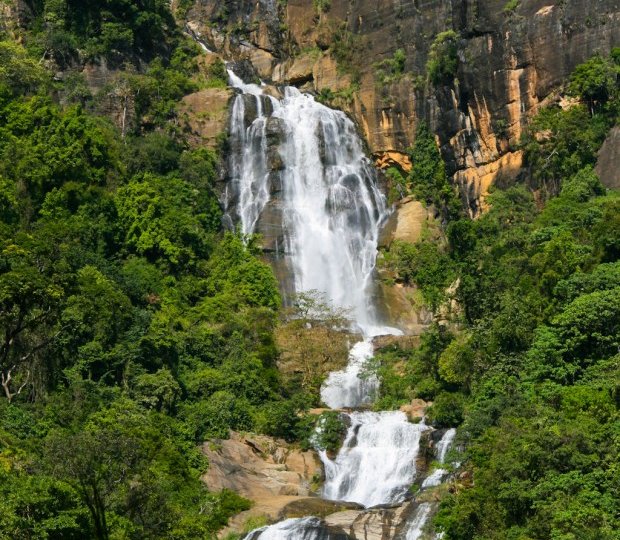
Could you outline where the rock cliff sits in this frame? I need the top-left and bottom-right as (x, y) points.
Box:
(183, 0), (620, 213)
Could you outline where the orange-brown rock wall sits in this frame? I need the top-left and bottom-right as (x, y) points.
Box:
(185, 0), (620, 213)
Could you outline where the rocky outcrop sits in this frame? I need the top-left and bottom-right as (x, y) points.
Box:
(178, 87), (232, 148)
(202, 432), (321, 498)
(400, 399), (431, 423)
(0, 0), (31, 38)
(375, 282), (434, 336)
(379, 197), (438, 247)
(184, 0), (620, 213)
(324, 503), (412, 540)
(203, 426), (444, 538)
(596, 125), (620, 190)
(202, 432), (323, 535)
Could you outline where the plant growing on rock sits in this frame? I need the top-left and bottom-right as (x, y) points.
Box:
(426, 31), (459, 85)
(311, 411), (347, 453)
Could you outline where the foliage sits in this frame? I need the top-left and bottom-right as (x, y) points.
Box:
(426, 31), (459, 85)
(276, 290), (351, 402)
(567, 53), (619, 112)
(375, 54), (620, 539)
(329, 23), (360, 76)
(313, 0), (331, 14)
(407, 122), (463, 220)
(522, 49), (618, 195)
(375, 48), (407, 85)
(32, 0), (178, 65)
(383, 239), (456, 310)
(0, 3), (296, 537)
(311, 411), (347, 453)
(503, 0), (519, 13)
(0, 41), (49, 94)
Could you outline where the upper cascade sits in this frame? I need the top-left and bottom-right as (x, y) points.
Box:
(226, 70), (390, 334)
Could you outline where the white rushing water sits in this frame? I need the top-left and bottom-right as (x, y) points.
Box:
(228, 68), (434, 538)
(421, 428), (456, 489)
(321, 412), (429, 507)
(320, 339), (378, 409)
(244, 517), (344, 540)
(227, 74), (388, 329)
(405, 503), (433, 540)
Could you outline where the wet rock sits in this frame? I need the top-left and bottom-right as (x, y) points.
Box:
(256, 199), (285, 252)
(279, 498), (363, 520)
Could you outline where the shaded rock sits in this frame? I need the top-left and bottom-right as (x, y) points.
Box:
(279, 498), (363, 520)
(256, 199), (285, 252)
(596, 125), (620, 190)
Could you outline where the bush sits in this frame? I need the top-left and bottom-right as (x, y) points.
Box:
(568, 54), (618, 111)
(426, 31), (459, 85)
(254, 400), (301, 442)
(311, 411), (347, 452)
(426, 392), (465, 427)
(313, 0), (331, 13)
(182, 391), (254, 441)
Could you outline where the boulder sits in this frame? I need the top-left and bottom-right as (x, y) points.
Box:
(178, 87), (232, 148)
(400, 398), (430, 422)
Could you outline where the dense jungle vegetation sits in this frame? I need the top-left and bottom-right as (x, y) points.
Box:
(0, 1), (618, 539)
(0, 2), (312, 538)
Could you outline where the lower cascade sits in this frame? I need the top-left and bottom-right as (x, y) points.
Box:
(227, 69), (454, 539)
(244, 518), (349, 540)
(320, 411), (428, 508)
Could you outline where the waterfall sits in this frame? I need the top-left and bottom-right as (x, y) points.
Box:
(320, 339), (379, 409)
(228, 68), (430, 539)
(321, 411), (429, 507)
(226, 75), (388, 331)
(404, 428), (457, 539)
(405, 503), (433, 540)
(421, 428), (456, 489)
(245, 517), (349, 540)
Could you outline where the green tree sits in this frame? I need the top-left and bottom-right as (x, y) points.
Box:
(568, 54), (618, 113)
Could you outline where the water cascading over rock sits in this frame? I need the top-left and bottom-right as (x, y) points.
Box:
(226, 69), (434, 539)
(225, 71), (388, 330)
(321, 411), (429, 508)
(244, 517), (349, 540)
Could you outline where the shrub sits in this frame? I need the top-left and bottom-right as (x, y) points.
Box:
(426, 392), (465, 427)
(311, 411), (347, 452)
(426, 31), (459, 85)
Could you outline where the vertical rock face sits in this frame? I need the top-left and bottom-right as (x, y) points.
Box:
(596, 126), (620, 190)
(184, 0), (620, 212)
